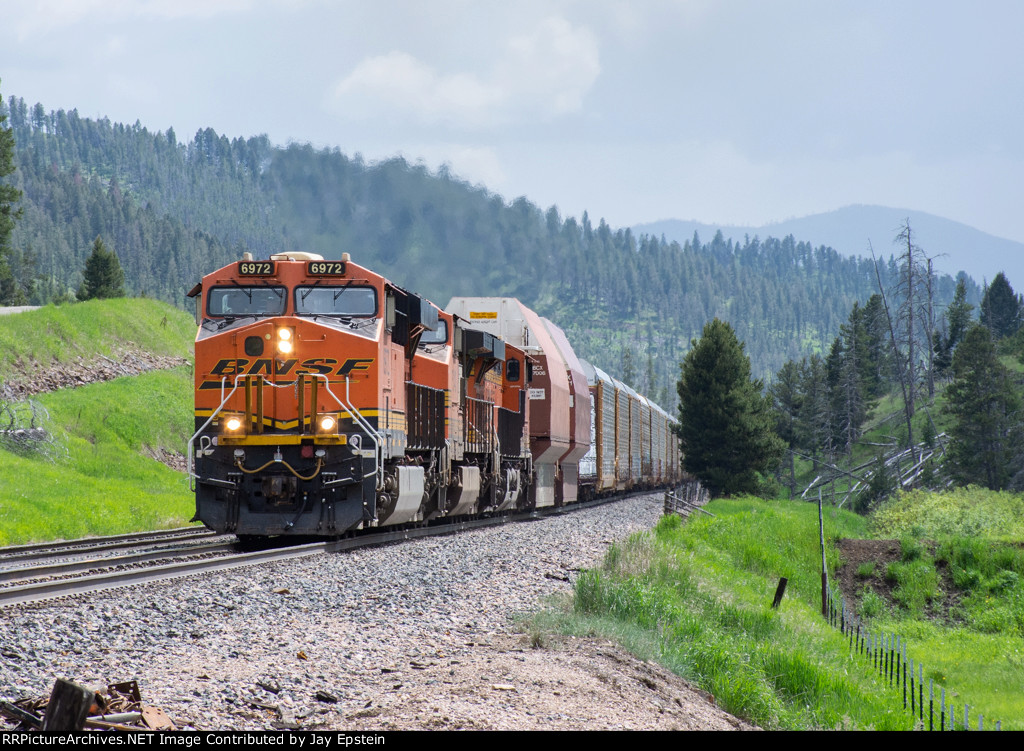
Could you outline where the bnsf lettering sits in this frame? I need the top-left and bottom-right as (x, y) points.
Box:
(338, 358), (374, 375)
(207, 357), (375, 378)
(211, 359), (248, 376)
(295, 358), (338, 376)
(248, 358), (274, 375)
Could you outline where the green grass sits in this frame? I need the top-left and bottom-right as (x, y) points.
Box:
(0, 367), (197, 544)
(856, 561), (876, 578)
(0, 299), (198, 545)
(856, 489), (1024, 728)
(871, 487), (1024, 541)
(859, 586), (886, 618)
(529, 493), (1024, 729)
(0, 368), (196, 544)
(537, 499), (912, 730)
(886, 558), (940, 617)
(0, 298), (194, 380)
(867, 620), (1024, 729)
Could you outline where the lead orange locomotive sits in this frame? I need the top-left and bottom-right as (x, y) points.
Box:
(188, 251), (679, 536)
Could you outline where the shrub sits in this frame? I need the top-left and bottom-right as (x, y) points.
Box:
(860, 587), (885, 617)
(900, 535), (924, 562)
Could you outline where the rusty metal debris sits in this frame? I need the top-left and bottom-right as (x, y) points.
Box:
(0, 677), (177, 731)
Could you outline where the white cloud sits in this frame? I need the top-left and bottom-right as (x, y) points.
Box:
(500, 17), (600, 115)
(328, 16), (600, 128)
(332, 52), (503, 127)
(10, 0), (257, 39)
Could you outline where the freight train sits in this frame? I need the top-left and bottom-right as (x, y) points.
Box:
(187, 252), (681, 536)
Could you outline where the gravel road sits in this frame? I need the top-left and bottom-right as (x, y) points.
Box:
(0, 494), (752, 731)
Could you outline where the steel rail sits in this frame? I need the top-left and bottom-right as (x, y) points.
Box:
(0, 539), (239, 584)
(0, 489), (661, 607)
(0, 528), (218, 565)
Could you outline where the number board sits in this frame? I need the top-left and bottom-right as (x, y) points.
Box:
(237, 261), (275, 276)
(307, 261), (347, 276)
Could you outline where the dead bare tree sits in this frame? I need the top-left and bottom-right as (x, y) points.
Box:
(867, 220), (937, 464)
(895, 221), (919, 419)
(870, 241), (917, 464)
(924, 256), (938, 399)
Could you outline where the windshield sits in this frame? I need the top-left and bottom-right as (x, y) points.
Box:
(208, 286), (286, 317)
(295, 285), (377, 317)
(420, 319), (448, 345)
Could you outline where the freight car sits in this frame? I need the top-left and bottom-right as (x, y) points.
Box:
(187, 252), (680, 536)
(576, 360), (679, 498)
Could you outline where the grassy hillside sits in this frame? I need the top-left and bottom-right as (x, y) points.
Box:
(537, 495), (1024, 730)
(535, 498), (910, 729)
(853, 487), (1024, 726)
(0, 298), (194, 378)
(0, 300), (197, 544)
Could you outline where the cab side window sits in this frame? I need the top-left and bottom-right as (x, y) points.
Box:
(506, 358), (521, 382)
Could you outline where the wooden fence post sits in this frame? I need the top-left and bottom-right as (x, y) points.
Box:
(818, 490), (827, 617)
(771, 577), (788, 609)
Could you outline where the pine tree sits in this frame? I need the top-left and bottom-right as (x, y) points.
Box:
(0, 77), (25, 305)
(943, 324), (1022, 489)
(78, 236), (125, 300)
(979, 272), (1022, 339)
(677, 318), (785, 496)
(934, 277), (973, 376)
(797, 354), (831, 461)
(769, 359), (803, 497)
(860, 293), (889, 398)
(621, 345), (637, 387)
(827, 302), (872, 453)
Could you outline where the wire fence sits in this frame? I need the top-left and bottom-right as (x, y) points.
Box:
(824, 585), (999, 731)
(663, 480), (712, 519)
(817, 492), (1001, 731)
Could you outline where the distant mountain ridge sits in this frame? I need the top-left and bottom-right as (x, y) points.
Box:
(633, 205), (1024, 290)
(0, 97), (974, 402)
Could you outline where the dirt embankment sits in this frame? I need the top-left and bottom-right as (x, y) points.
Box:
(836, 538), (963, 623)
(1, 346), (191, 472)
(1, 348), (190, 401)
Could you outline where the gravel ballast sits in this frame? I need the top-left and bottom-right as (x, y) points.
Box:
(0, 494), (752, 731)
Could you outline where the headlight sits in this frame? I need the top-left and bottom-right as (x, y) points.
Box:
(317, 415), (337, 433)
(277, 327), (294, 354)
(224, 416), (244, 432)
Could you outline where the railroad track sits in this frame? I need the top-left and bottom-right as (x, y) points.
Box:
(0, 527), (219, 566)
(0, 493), (644, 608)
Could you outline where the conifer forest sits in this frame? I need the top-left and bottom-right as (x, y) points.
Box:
(5, 93), (1022, 504)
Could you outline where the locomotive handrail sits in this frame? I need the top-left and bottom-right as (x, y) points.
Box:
(333, 374), (384, 492)
(187, 375), (244, 491)
(187, 373), (385, 494)
(442, 439), (451, 488)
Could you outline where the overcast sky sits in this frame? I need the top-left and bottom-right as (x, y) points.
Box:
(3, 0), (1023, 243)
